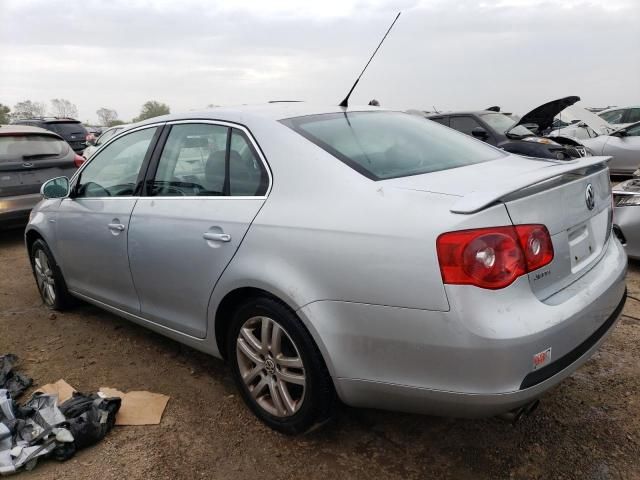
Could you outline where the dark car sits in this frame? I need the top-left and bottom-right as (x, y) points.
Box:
(423, 98), (587, 160)
(0, 125), (83, 228)
(12, 117), (89, 153)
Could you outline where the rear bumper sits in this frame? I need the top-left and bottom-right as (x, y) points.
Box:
(0, 194), (41, 227)
(299, 237), (627, 417)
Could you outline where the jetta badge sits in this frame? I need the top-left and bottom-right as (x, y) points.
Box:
(585, 183), (595, 210)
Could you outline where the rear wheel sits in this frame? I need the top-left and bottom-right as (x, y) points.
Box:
(227, 297), (335, 435)
(30, 239), (72, 310)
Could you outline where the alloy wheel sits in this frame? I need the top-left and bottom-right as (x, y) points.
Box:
(236, 316), (306, 417)
(34, 249), (56, 306)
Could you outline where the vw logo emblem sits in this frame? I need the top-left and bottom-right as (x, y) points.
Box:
(585, 183), (595, 211)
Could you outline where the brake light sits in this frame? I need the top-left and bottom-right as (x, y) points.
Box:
(74, 154), (85, 168)
(436, 225), (553, 289)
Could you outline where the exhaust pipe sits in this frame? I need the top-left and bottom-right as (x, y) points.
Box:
(497, 399), (540, 424)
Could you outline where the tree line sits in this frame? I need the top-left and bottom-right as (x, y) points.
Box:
(0, 99), (171, 126)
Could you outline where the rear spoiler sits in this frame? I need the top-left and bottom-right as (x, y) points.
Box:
(450, 156), (611, 214)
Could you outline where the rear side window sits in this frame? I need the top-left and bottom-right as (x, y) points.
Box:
(429, 117), (449, 126)
(0, 135), (68, 163)
(282, 111), (504, 180)
(149, 123), (269, 197)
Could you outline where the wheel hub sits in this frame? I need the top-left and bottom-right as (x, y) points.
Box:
(264, 358), (276, 375)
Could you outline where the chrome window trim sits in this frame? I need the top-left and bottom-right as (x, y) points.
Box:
(150, 119), (273, 200)
(69, 122), (165, 185)
(70, 119), (273, 201)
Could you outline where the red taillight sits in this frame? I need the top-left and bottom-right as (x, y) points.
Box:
(436, 225), (553, 290)
(74, 154), (85, 168)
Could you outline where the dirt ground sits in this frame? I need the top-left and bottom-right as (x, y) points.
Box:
(1, 228), (639, 480)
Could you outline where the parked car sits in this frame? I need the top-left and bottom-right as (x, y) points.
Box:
(421, 98), (587, 160)
(613, 175), (640, 259)
(26, 105), (626, 434)
(12, 118), (89, 153)
(598, 106), (640, 129)
(580, 122), (640, 175)
(0, 125), (84, 229)
(82, 124), (132, 159)
(545, 101), (640, 175)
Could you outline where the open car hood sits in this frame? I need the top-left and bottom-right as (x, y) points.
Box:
(508, 96), (580, 135)
(554, 105), (616, 135)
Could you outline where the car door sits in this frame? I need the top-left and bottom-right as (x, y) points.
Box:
(56, 125), (161, 311)
(127, 121), (271, 338)
(602, 123), (640, 174)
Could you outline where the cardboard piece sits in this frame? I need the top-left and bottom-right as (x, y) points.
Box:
(36, 379), (76, 404)
(99, 387), (170, 426)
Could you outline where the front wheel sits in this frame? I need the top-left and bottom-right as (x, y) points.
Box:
(227, 297), (335, 435)
(30, 239), (72, 310)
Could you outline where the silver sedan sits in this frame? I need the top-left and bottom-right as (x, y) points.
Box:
(26, 104), (626, 434)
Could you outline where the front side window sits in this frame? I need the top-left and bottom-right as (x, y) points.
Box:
(96, 128), (119, 146)
(625, 123), (640, 137)
(149, 123), (268, 197)
(626, 109), (640, 124)
(75, 127), (157, 198)
(449, 116), (483, 135)
(282, 111), (504, 180)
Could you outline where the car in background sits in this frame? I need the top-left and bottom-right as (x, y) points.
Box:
(581, 122), (640, 175)
(549, 103), (617, 140)
(612, 166), (640, 259)
(26, 105), (625, 434)
(0, 125), (84, 228)
(82, 124), (132, 159)
(599, 106), (640, 129)
(12, 118), (89, 153)
(422, 104), (586, 160)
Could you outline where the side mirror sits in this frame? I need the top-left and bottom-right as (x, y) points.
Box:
(471, 127), (489, 140)
(41, 176), (70, 199)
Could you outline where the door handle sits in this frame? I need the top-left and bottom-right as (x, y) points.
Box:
(108, 223), (126, 232)
(203, 232), (231, 242)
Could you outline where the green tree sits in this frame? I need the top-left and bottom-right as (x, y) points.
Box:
(0, 104), (10, 124)
(133, 101), (170, 122)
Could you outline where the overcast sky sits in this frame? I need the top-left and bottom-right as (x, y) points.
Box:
(1, 0), (638, 124)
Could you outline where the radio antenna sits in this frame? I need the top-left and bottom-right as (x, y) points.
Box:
(339, 12), (401, 108)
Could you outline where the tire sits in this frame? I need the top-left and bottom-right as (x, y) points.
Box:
(30, 239), (73, 311)
(227, 296), (335, 435)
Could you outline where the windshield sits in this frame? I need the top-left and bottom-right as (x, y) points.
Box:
(0, 134), (68, 163)
(480, 113), (534, 137)
(282, 111), (505, 180)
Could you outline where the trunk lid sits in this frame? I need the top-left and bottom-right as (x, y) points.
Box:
(383, 154), (613, 299)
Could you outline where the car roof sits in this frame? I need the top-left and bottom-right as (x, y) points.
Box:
(135, 103), (389, 128)
(13, 117), (81, 124)
(599, 106), (640, 113)
(425, 111), (495, 117)
(0, 124), (63, 139)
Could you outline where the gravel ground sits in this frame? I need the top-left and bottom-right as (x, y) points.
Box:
(1, 227), (639, 479)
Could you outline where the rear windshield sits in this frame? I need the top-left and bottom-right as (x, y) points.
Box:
(0, 135), (68, 162)
(48, 122), (87, 137)
(282, 111), (505, 180)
